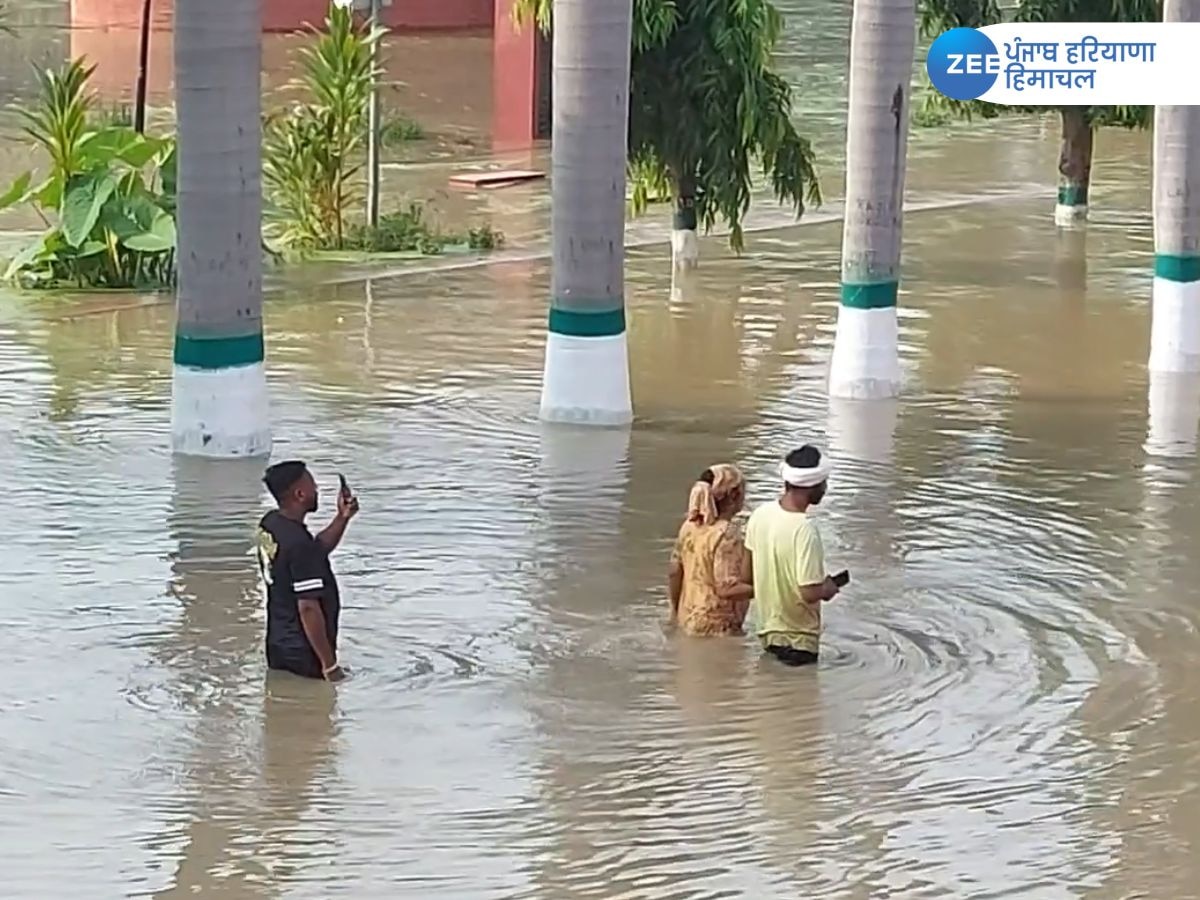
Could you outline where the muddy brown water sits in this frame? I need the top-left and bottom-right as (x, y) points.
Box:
(2, 1), (1200, 898)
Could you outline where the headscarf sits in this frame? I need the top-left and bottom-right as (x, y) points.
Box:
(686, 463), (746, 526)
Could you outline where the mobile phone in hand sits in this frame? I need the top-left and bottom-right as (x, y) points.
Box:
(337, 473), (352, 497)
(832, 569), (850, 588)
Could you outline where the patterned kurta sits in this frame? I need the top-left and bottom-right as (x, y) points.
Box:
(670, 517), (750, 636)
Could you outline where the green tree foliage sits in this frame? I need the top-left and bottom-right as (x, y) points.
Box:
(0, 58), (178, 289)
(516, 0), (820, 251)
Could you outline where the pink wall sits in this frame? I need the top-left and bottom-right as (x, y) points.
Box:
(491, 0), (546, 150)
(71, 0), (542, 150)
(71, 0), (493, 33)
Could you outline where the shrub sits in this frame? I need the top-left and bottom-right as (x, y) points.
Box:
(0, 58), (177, 289)
(262, 5), (381, 250)
(342, 204), (504, 254)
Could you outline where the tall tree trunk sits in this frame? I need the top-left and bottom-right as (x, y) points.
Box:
(539, 0), (634, 425)
(1055, 107), (1092, 228)
(170, 0), (270, 457)
(1150, 0), (1200, 377)
(671, 172), (699, 271)
(828, 0), (913, 400)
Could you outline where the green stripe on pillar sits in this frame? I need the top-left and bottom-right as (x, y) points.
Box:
(1154, 254), (1200, 283)
(1057, 184), (1089, 206)
(548, 306), (626, 337)
(173, 332), (265, 369)
(840, 281), (898, 310)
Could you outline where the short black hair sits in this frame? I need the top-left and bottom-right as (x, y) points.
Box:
(785, 445), (821, 470)
(263, 460), (308, 501)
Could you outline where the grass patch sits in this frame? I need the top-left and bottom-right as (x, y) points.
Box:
(380, 113), (426, 146)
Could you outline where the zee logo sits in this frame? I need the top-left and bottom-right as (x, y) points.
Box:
(945, 53), (1001, 75)
(927, 28), (1002, 101)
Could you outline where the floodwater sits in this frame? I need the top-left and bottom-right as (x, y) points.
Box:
(4, 2), (1200, 899)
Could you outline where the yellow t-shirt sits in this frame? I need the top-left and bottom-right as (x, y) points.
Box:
(744, 501), (826, 653)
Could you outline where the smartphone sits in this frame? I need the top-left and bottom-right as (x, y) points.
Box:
(832, 569), (850, 588)
(337, 473), (352, 497)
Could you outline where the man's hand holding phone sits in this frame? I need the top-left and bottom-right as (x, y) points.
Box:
(336, 473), (360, 522)
(823, 569), (850, 600)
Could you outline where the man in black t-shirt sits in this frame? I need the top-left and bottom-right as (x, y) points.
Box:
(257, 460), (359, 682)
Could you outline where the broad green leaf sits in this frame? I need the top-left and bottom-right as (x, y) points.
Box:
(79, 126), (136, 166)
(158, 144), (177, 202)
(0, 171), (32, 211)
(34, 175), (63, 210)
(98, 196), (140, 240)
(61, 172), (117, 248)
(122, 211), (176, 253)
(118, 134), (162, 169)
(56, 239), (108, 259)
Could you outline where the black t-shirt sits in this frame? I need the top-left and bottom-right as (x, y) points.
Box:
(256, 510), (341, 677)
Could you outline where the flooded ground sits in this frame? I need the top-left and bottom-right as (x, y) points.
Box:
(3, 1), (1200, 899)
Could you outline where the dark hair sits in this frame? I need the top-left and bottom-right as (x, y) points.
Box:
(785, 445), (821, 470)
(263, 460), (308, 502)
(698, 468), (715, 485)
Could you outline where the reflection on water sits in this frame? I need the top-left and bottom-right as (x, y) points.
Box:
(5, 1), (1200, 898)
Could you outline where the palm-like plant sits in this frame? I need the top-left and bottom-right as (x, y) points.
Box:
(19, 59), (95, 183)
(1149, 0), (1200, 376)
(171, 0), (271, 457)
(538, 0), (635, 425)
(828, 0), (914, 400)
(262, 4), (382, 249)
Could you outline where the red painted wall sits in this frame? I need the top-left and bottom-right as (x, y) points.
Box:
(71, 0), (492, 33)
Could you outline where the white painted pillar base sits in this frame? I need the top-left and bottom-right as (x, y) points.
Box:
(671, 228), (699, 271)
(1146, 371), (1200, 458)
(1054, 204), (1089, 229)
(828, 306), (901, 400)
(171, 363), (272, 458)
(539, 332), (633, 426)
(1149, 278), (1200, 373)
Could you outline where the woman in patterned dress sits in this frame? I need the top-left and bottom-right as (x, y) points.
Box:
(667, 464), (754, 636)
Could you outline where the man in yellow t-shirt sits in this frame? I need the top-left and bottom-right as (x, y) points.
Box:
(744, 445), (841, 666)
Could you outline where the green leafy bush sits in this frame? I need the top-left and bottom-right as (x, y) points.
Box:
(0, 58), (177, 289)
(342, 203), (504, 254)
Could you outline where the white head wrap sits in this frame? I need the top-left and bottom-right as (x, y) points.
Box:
(780, 451), (832, 488)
